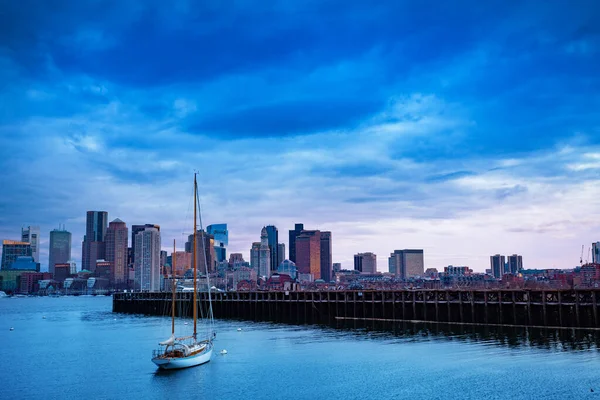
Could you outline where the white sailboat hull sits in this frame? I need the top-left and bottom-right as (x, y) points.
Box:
(152, 346), (213, 370)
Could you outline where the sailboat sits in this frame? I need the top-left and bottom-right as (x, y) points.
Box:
(152, 173), (215, 370)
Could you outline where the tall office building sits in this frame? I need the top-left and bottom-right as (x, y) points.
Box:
(1, 240), (32, 270)
(250, 242), (261, 272)
(171, 251), (192, 276)
(21, 226), (40, 263)
(48, 228), (71, 275)
(186, 230), (216, 274)
(134, 226), (161, 291)
(388, 249), (424, 279)
(593, 243), (600, 264)
(490, 254), (506, 278)
(131, 224), (160, 264)
(277, 243), (285, 266)
(507, 254), (523, 274)
(288, 223), (304, 263)
(320, 231), (333, 281)
(82, 211), (108, 272)
(207, 224), (228, 263)
(105, 219), (128, 287)
(265, 225), (278, 273)
(259, 227), (272, 278)
(295, 230), (321, 280)
(354, 252), (377, 274)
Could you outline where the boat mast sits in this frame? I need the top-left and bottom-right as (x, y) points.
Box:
(171, 239), (176, 336)
(195, 180), (215, 335)
(193, 173), (198, 339)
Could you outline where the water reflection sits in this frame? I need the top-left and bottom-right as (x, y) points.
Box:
(333, 319), (600, 352)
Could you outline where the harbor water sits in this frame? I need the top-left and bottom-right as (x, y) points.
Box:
(1, 296), (599, 399)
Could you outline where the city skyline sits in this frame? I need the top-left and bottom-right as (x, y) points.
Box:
(0, 212), (596, 274)
(1, 2), (600, 272)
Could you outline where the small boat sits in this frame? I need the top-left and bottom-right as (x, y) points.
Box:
(152, 174), (215, 370)
(0, 291), (8, 298)
(9, 327), (14, 331)
(220, 349), (228, 355)
(237, 328), (242, 332)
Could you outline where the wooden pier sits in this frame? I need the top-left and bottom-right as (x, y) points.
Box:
(112, 289), (600, 329)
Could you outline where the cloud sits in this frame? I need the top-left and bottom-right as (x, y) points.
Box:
(1, 1), (600, 273)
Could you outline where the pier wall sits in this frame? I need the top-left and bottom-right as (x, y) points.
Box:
(112, 289), (600, 329)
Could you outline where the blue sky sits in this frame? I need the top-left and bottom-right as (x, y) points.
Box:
(1, 0), (599, 272)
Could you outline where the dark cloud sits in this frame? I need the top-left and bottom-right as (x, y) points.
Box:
(188, 98), (382, 137)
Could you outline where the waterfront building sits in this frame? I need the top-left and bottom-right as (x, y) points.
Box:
(277, 243), (285, 266)
(21, 226), (40, 263)
(9, 256), (40, 271)
(265, 225), (279, 274)
(295, 230), (321, 280)
(19, 272), (52, 294)
(82, 211), (108, 272)
(507, 254), (523, 274)
(1, 240), (32, 270)
(288, 223), (304, 263)
(388, 249), (424, 279)
(233, 267), (257, 290)
(134, 226), (161, 291)
(53, 263), (73, 282)
(105, 219), (128, 287)
(320, 231), (333, 282)
(354, 252), (377, 274)
(490, 254), (506, 278)
(259, 227), (271, 278)
(95, 260), (112, 281)
(593, 243), (600, 264)
(48, 228), (71, 275)
(277, 259), (297, 280)
(0, 270), (27, 292)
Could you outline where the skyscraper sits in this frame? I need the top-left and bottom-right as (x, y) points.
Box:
(131, 224), (160, 264)
(250, 242), (261, 272)
(1, 240), (32, 270)
(288, 223), (304, 263)
(171, 251), (192, 276)
(134, 226), (161, 291)
(295, 230), (321, 280)
(207, 224), (228, 263)
(277, 243), (285, 266)
(82, 211), (108, 272)
(48, 228), (71, 275)
(593, 242), (600, 264)
(259, 227), (271, 278)
(388, 250), (424, 279)
(265, 225), (278, 273)
(105, 219), (128, 287)
(354, 252), (377, 273)
(21, 226), (40, 263)
(319, 231), (333, 282)
(490, 254), (506, 278)
(186, 230), (216, 274)
(507, 254), (523, 274)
